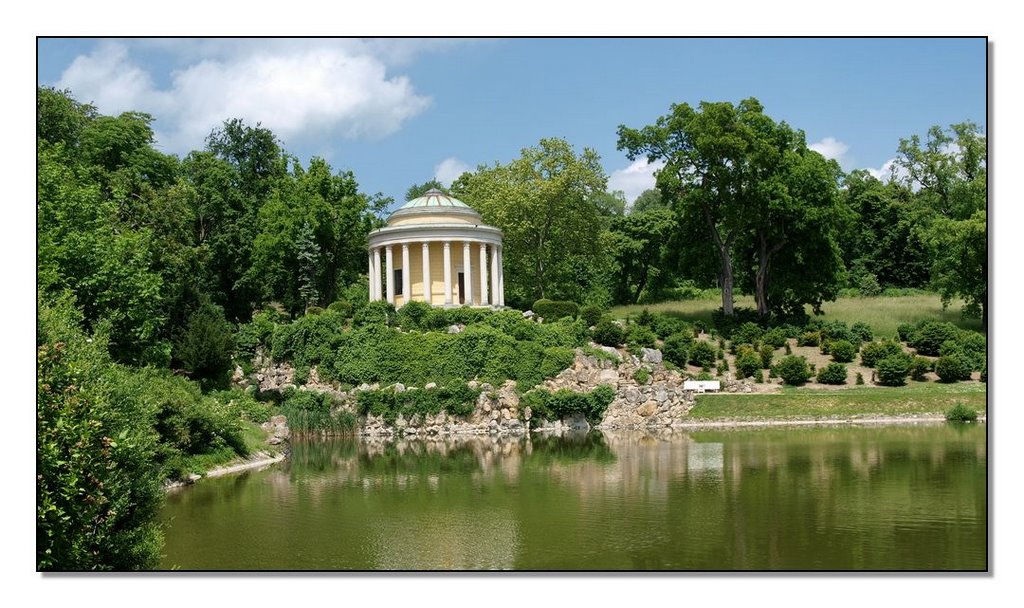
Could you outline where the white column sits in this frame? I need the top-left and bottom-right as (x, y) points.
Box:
(443, 241), (452, 306)
(497, 245), (505, 307)
(479, 243), (489, 306)
(385, 245), (395, 305)
(490, 245), (499, 307)
(401, 243), (411, 307)
(368, 252), (375, 301)
(463, 241), (473, 306)
(422, 242), (431, 305)
(372, 247), (382, 302)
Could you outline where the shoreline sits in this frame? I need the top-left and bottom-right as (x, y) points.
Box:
(664, 414), (987, 430)
(165, 451), (288, 490)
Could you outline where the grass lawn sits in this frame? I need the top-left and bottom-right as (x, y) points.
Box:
(687, 381), (986, 421)
(610, 293), (983, 337)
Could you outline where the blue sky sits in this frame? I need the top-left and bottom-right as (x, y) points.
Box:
(37, 37), (986, 207)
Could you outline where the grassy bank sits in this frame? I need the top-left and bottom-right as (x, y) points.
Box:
(687, 382), (986, 421)
(611, 293), (983, 337)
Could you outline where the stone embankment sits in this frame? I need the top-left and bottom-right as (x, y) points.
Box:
(239, 344), (754, 438)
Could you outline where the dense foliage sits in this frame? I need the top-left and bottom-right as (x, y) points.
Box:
(817, 363), (848, 385)
(522, 385), (616, 424)
(356, 384), (481, 424)
(775, 356), (812, 386)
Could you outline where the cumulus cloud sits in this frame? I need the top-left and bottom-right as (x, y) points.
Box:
(434, 157), (471, 187)
(809, 136), (851, 167)
(56, 41), (433, 153)
(608, 158), (665, 204)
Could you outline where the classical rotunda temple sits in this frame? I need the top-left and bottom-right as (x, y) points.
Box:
(367, 189), (504, 307)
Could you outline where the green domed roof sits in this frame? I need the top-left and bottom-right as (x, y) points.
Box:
(399, 188), (471, 210)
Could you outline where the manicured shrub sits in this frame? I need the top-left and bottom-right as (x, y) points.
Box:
(626, 324), (658, 349)
(395, 300), (432, 330)
(941, 332), (987, 371)
(173, 301), (234, 386)
(635, 308), (655, 327)
(908, 321), (960, 356)
(819, 320), (857, 347)
(798, 331), (821, 347)
(775, 356), (812, 386)
(817, 362), (848, 385)
(758, 344), (774, 369)
(829, 340), (857, 363)
(754, 370), (764, 383)
(650, 315), (691, 339)
(876, 354), (912, 386)
(731, 322), (765, 348)
(579, 304), (603, 327)
(860, 340), (905, 368)
(734, 346), (762, 379)
(693, 320), (708, 335)
(936, 354), (971, 383)
(896, 323), (915, 343)
(851, 322), (874, 344)
(533, 299), (579, 321)
(761, 328), (788, 349)
(592, 319), (625, 347)
(423, 307), (451, 331)
(353, 300), (396, 327)
(327, 299), (353, 318)
(909, 356), (932, 381)
(945, 403), (978, 423)
(855, 372), (864, 385)
(784, 342), (792, 355)
(662, 333), (693, 367)
(689, 341), (717, 369)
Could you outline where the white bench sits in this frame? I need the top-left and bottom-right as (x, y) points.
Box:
(683, 380), (721, 394)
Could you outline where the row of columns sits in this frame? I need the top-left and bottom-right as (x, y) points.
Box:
(368, 241), (504, 307)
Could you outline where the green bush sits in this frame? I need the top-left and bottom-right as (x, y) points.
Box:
(909, 356), (932, 381)
(689, 341), (717, 369)
(855, 372), (864, 385)
(423, 307), (451, 331)
(173, 301), (234, 386)
(626, 324), (658, 349)
(327, 299), (353, 318)
(696, 371), (714, 381)
(533, 299), (579, 321)
(819, 320), (858, 347)
(817, 362), (848, 385)
(633, 367), (651, 384)
(829, 340), (857, 363)
(876, 354), (912, 386)
(798, 331), (821, 347)
(945, 403), (978, 423)
(592, 319), (625, 347)
(758, 344), (775, 369)
(305, 306), (324, 316)
(936, 354), (971, 383)
(784, 342), (792, 355)
(522, 385), (615, 424)
(762, 328), (788, 349)
(279, 389), (355, 434)
(234, 308), (282, 361)
(860, 340), (904, 368)
(908, 321), (960, 356)
(579, 304), (603, 327)
(775, 356), (812, 386)
(650, 315), (691, 339)
(356, 384), (482, 424)
(662, 333), (692, 367)
(896, 323), (915, 342)
(731, 322), (764, 347)
(635, 308), (655, 327)
(734, 346), (761, 379)
(395, 300), (432, 330)
(353, 300), (396, 328)
(850, 321), (874, 344)
(940, 332), (986, 371)
(38, 298), (164, 570)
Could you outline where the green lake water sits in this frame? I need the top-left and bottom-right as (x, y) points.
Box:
(159, 423), (987, 570)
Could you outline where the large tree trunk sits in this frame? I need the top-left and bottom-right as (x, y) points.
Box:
(754, 233), (785, 318)
(702, 203), (735, 316)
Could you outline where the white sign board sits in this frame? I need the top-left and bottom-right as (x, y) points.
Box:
(683, 380), (721, 393)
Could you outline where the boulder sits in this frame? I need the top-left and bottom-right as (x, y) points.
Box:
(393, 382), (406, 393)
(425, 382), (437, 390)
(523, 310), (535, 319)
(641, 348), (663, 364)
(637, 400), (658, 417)
(599, 345), (622, 361)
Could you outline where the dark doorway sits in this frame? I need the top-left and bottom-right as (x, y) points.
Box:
(457, 272), (465, 304)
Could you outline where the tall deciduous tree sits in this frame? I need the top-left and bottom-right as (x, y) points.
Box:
(895, 122), (987, 326)
(405, 179), (446, 201)
(619, 98), (846, 318)
(608, 208), (677, 303)
(451, 138), (609, 306)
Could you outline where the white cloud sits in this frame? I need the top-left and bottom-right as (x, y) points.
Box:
(864, 157), (900, 182)
(434, 157), (470, 187)
(809, 136), (850, 167)
(56, 41), (433, 153)
(608, 158), (665, 204)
